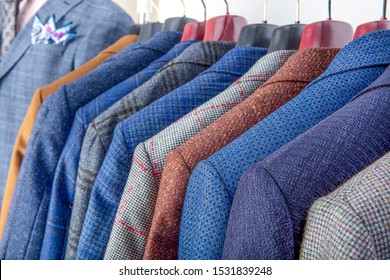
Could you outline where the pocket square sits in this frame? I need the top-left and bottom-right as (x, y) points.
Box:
(31, 15), (76, 46)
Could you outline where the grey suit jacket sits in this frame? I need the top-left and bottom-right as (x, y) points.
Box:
(300, 153), (390, 260)
(65, 41), (235, 259)
(0, 0), (133, 202)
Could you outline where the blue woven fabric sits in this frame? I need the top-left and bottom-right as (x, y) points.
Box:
(40, 41), (196, 260)
(222, 66), (390, 259)
(178, 30), (390, 260)
(0, 31), (183, 260)
(75, 46), (267, 260)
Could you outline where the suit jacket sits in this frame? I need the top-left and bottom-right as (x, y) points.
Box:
(177, 30), (390, 260)
(222, 69), (390, 259)
(65, 41), (234, 260)
(40, 40), (194, 260)
(0, 35), (138, 241)
(300, 153), (390, 260)
(157, 48), (338, 260)
(138, 50), (296, 260)
(0, 30), (182, 260)
(98, 47), (267, 261)
(0, 0), (133, 206)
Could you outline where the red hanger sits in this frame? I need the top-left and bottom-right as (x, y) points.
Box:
(299, 0), (354, 50)
(203, 0), (247, 42)
(181, 22), (206, 41)
(354, 0), (390, 39)
(181, 0), (206, 42)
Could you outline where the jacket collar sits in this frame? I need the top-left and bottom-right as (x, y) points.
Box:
(306, 30), (390, 89)
(237, 50), (297, 84)
(261, 48), (340, 87)
(0, 0), (82, 80)
(197, 46), (268, 77)
(157, 41), (236, 74)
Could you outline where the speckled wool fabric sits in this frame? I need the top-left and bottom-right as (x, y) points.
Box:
(178, 30), (390, 260)
(95, 46), (267, 261)
(143, 50), (296, 260)
(300, 152), (390, 260)
(156, 47), (339, 260)
(222, 69), (390, 259)
(66, 41), (235, 260)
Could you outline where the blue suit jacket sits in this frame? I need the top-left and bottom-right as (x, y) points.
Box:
(178, 30), (390, 260)
(0, 31), (183, 260)
(76, 46), (268, 260)
(222, 67), (390, 259)
(0, 0), (133, 205)
(40, 40), (196, 260)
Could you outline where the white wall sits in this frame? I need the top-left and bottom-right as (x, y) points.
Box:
(115, 0), (389, 29)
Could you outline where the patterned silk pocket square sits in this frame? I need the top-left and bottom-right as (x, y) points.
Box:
(32, 15), (76, 46)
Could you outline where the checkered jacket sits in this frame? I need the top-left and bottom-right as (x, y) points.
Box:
(300, 152), (390, 260)
(140, 50), (296, 260)
(76, 46), (267, 260)
(155, 47), (338, 260)
(178, 31), (390, 260)
(223, 70), (390, 259)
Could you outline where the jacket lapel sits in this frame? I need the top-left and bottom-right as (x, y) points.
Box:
(0, 0), (82, 80)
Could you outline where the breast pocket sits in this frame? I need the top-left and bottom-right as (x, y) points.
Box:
(28, 44), (68, 58)
(23, 44), (73, 87)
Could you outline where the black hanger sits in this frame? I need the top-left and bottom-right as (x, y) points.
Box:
(138, 22), (163, 42)
(268, 0), (306, 53)
(162, 0), (197, 32)
(236, 0), (278, 48)
(129, 24), (142, 35)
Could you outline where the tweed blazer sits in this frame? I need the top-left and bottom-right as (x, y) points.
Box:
(99, 47), (267, 261)
(300, 153), (390, 260)
(65, 41), (234, 260)
(0, 35), (138, 241)
(0, 30), (182, 260)
(177, 30), (390, 260)
(222, 70), (390, 259)
(157, 48), (337, 260)
(40, 41), (194, 260)
(0, 0), (133, 205)
(138, 50), (296, 260)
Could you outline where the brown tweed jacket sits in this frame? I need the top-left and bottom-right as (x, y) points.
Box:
(150, 48), (340, 260)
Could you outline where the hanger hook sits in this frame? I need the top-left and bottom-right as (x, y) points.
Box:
(223, 0), (230, 14)
(296, 0), (301, 23)
(263, 0), (268, 23)
(327, 0), (332, 20)
(201, 0), (207, 21)
(382, 0), (388, 20)
(181, 0), (186, 16)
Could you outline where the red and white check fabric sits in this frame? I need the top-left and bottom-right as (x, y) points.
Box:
(104, 50), (296, 260)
